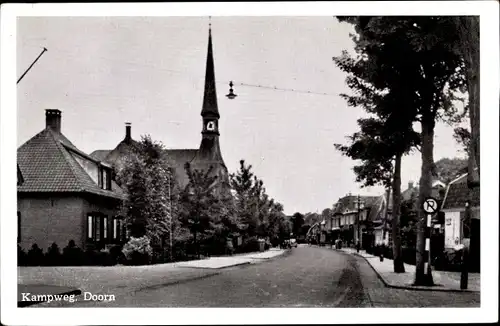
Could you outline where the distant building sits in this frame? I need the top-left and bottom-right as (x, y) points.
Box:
(441, 172), (480, 271)
(90, 26), (229, 192)
(17, 109), (126, 251)
(331, 194), (380, 248)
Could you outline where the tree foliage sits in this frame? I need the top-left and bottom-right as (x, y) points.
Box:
(229, 159), (290, 244)
(335, 16), (468, 281)
(118, 135), (174, 248)
(434, 157), (468, 184)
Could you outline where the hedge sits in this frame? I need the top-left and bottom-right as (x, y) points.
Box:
(18, 240), (124, 266)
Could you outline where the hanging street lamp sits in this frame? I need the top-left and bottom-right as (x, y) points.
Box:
(226, 81), (237, 99)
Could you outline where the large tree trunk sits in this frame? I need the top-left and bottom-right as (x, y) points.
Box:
(414, 118), (435, 286)
(392, 153), (405, 273)
(457, 17), (480, 179)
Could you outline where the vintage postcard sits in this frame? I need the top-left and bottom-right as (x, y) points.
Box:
(1, 1), (498, 325)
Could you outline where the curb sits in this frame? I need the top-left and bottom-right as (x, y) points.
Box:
(339, 250), (480, 293)
(133, 271), (222, 292)
(18, 289), (82, 307)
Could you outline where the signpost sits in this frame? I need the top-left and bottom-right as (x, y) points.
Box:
(422, 197), (438, 279)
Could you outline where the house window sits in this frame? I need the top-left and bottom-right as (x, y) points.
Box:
(113, 217), (123, 242)
(17, 211), (21, 243)
(113, 218), (118, 239)
(87, 215), (93, 239)
(98, 169), (103, 188)
(103, 169), (111, 190)
(95, 216), (101, 240)
(103, 217), (108, 239)
(87, 214), (105, 242)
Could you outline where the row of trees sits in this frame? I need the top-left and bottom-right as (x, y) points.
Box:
(333, 16), (479, 285)
(116, 138), (291, 263)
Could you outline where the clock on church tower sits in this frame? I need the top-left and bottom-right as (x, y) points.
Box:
(204, 119), (218, 133)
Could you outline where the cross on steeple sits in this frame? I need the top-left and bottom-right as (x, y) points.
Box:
(201, 15), (219, 119)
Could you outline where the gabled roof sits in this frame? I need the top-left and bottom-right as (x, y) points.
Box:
(333, 195), (380, 215)
(441, 172), (480, 210)
(17, 128), (125, 200)
(367, 194), (390, 222)
(89, 149), (111, 162)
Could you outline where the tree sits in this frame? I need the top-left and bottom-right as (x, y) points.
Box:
(118, 135), (174, 260)
(291, 212), (305, 237)
(230, 160), (258, 236)
(178, 163), (232, 257)
(453, 17), (480, 181)
(334, 24), (420, 273)
(230, 160), (272, 239)
(434, 157), (468, 184)
(452, 127), (471, 154)
(335, 17), (466, 283)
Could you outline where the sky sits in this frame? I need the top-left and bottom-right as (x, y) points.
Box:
(17, 16), (467, 215)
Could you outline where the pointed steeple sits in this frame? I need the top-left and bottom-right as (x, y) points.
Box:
(201, 20), (220, 118)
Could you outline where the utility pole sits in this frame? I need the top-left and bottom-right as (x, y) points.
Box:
(461, 200), (472, 289)
(168, 173), (173, 262)
(356, 195), (363, 253)
(17, 47), (47, 84)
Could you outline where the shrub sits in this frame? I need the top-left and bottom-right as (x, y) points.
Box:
(238, 236), (260, 253)
(27, 244), (44, 266)
(62, 240), (84, 266)
(434, 248), (463, 272)
(45, 243), (62, 266)
(96, 249), (115, 266)
(109, 245), (126, 265)
(84, 249), (99, 266)
(18, 245), (28, 266)
(122, 236), (153, 265)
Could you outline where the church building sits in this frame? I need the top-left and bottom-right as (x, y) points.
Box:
(90, 25), (229, 191)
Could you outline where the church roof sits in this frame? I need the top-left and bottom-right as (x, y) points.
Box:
(201, 26), (219, 118)
(163, 149), (198, 187)
(17, 128), (125, 199)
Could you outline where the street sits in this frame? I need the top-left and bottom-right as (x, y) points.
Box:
(55, 245), (480, 308)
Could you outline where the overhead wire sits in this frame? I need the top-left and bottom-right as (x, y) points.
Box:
(20, 43), (340, 97)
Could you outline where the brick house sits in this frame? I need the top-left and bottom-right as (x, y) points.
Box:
(17, 109), (127, 252)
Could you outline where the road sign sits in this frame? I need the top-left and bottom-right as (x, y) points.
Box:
(422, 197), (439, 214)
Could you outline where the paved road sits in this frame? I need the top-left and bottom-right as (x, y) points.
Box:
(47, 245), (480, 307)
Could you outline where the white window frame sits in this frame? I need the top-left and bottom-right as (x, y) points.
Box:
(113, 219), (118, 239)
(103, 216), (108, 239)
(87, 215), (93, 239)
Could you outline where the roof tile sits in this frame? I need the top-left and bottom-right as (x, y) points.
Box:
(18, 129), (125, 200)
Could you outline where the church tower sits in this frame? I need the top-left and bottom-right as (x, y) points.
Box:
(197, 22), (225, 166)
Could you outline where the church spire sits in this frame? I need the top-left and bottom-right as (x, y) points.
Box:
(201, 18), (220, 119)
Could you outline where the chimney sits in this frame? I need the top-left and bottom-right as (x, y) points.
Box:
(408, 181), (414, 189)
(45, 109), (61, 134)
(125, 122), (131, 142)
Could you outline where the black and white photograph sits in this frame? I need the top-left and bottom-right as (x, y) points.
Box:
(1, 2), (498, 325)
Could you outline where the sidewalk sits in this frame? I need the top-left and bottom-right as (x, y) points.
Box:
(340, 247), (480, 292)
(174, 248), (287, 269)
(18, 248), (287, 306)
